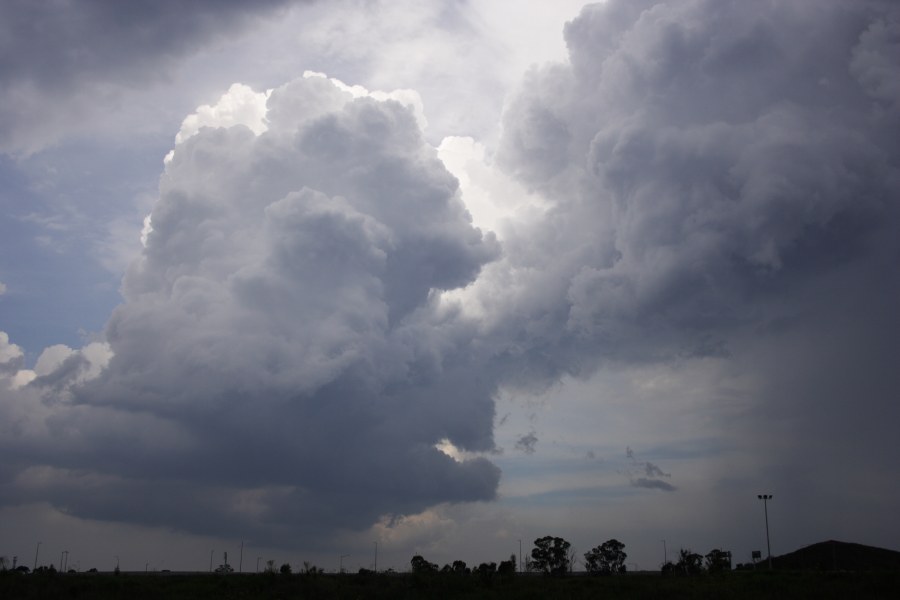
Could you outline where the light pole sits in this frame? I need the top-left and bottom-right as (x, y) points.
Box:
(661, 539), (667, 567)
(210, 549), (214, 572)
(34, 541), (41, 571)
(63, 551), (69, 572)
(757, 494), (773, 569)
(373, 541), (378, 573)
(256, 557), (261, 573)
(340, 554), (349, 574)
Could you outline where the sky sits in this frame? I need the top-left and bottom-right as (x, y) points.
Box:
(1, 0), (899, 574)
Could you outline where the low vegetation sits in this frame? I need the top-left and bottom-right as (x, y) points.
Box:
(3, 538), (899, 599)
(2, 568), (900, 599)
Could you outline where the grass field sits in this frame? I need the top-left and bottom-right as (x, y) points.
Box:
(3, 569), (900, 599)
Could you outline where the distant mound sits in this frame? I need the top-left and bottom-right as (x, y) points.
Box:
(773, 540), (900, 571)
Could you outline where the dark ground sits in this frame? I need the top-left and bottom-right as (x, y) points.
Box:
(3, 569), (900, 600)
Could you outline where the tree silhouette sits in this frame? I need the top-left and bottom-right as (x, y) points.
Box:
(584, 539), (627, 575)
(531, 536), (571, 575)
(410, 555), (438, 574)
(301, 561), (323, 575)
(676, 549), (703, 575)
(705, 548), (732, 573)
(475, 561), (497, 579)
(498, 554), (517, 576)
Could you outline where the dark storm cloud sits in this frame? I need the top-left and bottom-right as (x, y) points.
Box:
(2, 0), (899, 554)
(481, 0), (900, 378)
(491, 0), (899, 545)
(0, 0), (305, 152)
(0, 0), (293, 84)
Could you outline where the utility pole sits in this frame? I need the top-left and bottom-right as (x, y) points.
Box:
(373, 541), (378, 573)
(757, 494), (773, 569)
(661, 539), (667, 567)
(210, 550), (214, 572)
(34, 541), (41, 571)
(239, 541), (243, 573)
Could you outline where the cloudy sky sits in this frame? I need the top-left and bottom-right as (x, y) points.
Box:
(1, 0), (899, 573)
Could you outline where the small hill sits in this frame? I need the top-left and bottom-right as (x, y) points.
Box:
(773, 540), (900, 571)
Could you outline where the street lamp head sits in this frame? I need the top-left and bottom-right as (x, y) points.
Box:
(757, 494), (772, 499)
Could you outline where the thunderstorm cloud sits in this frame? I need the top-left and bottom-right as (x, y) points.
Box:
(1, 0), (898, 555)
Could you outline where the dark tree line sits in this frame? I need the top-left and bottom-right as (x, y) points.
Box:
(408, 537), (732, 578)
(661, 548), (732, 575)
(410, 553), (517, 580)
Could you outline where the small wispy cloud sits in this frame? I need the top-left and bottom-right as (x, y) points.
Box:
(515, 431), (538, 455)
(644, 461), (670, 478)
(623, 447), (676, 492)
(632, 478), (677, 492)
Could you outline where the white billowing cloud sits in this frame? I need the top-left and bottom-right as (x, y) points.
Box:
(1, 74), (500, 546)
(0, 338), (113, 395)
(33, 342), (112, 383)
(33, 344), (76, 377)
(165, 83), (271, 164)
(0, 331), (23, 374)
(174, 83), (271, 144)
(140, 214), (153, 248)
(0, 337), (113, 458)
(303, 71), (428, 132)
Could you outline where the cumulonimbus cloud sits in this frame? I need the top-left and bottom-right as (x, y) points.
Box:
(1, 74), (500, 546)
(1, 0), (898, 549)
